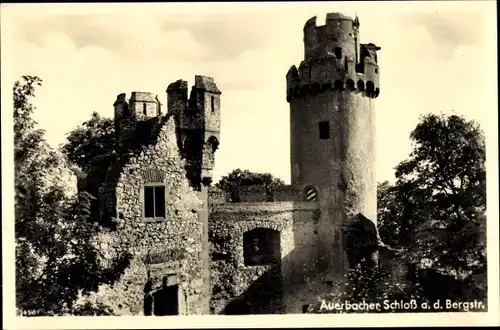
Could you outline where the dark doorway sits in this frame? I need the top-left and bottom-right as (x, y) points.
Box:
(152, 284), (179, 316)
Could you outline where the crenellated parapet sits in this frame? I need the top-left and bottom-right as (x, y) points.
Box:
(287, 13), (380, 102)
(303, 13), (357, 61)
(286, 69), (380, 102)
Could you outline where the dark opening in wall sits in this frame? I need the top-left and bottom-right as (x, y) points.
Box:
(360, 48), (371, 60)
(334, 47), (342, 59)
(144, 185), (166, 219)
(357, 80), (365, 92)
(334, 80), (344, 90)
(211, 95), (215, 112)
(366, 81), (375, 94)
(151, 283), (179, 315)
(375, 68), (378, 74)
(207, 135), (219, 153)
(346, 79), (355, 91)
(243, 228), (280, 266)
(319, 121), (330, 140)
(212, 252), (231, 261)
(143, 103), (147, 116)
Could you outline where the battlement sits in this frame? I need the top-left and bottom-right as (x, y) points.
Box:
(286, 68), (380, 102)
(208, 184), (304, 204)
(303, 13), (358, 61)
(288, 14), (380, 102)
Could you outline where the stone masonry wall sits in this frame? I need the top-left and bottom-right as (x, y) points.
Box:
(95, 116), (207, 315)
(208, 185), (301, 205)
(209, 202), (321, 314)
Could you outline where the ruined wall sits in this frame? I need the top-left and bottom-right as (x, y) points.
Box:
(209, 201), (321, 314)
(96, 116), (208, 315)
(167, 75), (221, 187)
(208, 185), (301, 205)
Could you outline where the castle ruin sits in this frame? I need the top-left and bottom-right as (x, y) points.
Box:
(87, 12), (383, 315)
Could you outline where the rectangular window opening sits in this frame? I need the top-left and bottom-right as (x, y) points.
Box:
(211, 96), (215, 112)
(144, 185), (166, 219)
(319, 121), (330, 140)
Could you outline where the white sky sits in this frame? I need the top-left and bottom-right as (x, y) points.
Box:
(1, 1), (497, 184)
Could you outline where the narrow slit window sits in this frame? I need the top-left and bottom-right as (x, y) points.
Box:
(319, 121), (330, 140)
(211, 96), (215, 112)
(334, 47), (342, 59)
(144, 185), (166, 219)
(143, 103), (147, 115)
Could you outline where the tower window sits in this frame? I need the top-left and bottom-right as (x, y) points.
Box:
(334, 47), (342, 59)
(211, 96), (215, 112)
(319, 121), (330, 140)
(143, 185), (166, 219)
(143, 103), (147, 116)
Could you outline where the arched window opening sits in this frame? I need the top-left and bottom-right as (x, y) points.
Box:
(357, 80), (365, 92)
(366, 81), (375, 94)
(243, 228), (280, 266)
(334, 80), (344, 90)
(346, 79), (355, 91)
(303, 186), (318, 201)
(334, 47), (343, 59)
(207, 136), (219, 153)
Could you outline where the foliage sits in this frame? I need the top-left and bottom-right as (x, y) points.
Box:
(60, 112), (116, 224)
(377, 113), (487, 301)
(71, 259), (148, 316)
(14, 76), (128, 316)
(216, 169), (285, 188)
(61, 112), (116, 172)
(216, 168), (286, 201)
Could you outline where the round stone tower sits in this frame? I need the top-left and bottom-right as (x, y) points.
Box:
(286, 13), (381, 278)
